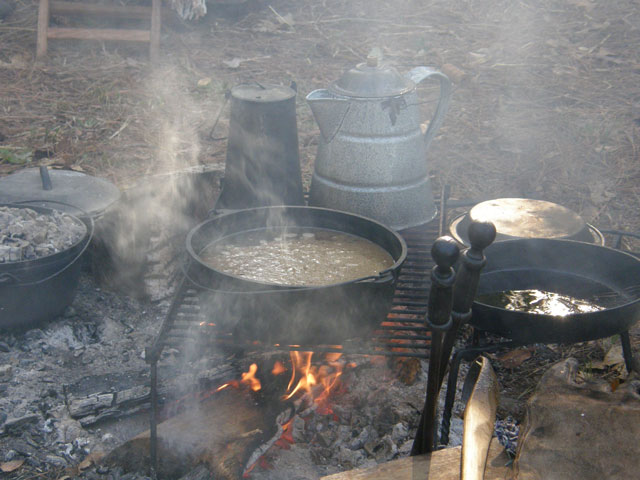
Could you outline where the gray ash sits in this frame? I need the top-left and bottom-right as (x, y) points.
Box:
(0, 206), (86, 263)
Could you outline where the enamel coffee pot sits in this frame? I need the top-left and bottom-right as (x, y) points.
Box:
(306, 56), (451, 230)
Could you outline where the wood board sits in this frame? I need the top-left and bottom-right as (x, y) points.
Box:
(321, 439), (513, 480)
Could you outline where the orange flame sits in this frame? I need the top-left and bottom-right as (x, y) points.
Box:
(282, 351), (344, 404)
(241, 363), (262, 392)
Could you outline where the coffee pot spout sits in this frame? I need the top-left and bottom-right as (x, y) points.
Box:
(306, 89), (351, 143)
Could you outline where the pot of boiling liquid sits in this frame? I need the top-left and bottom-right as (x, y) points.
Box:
(185, 206), (407, 345)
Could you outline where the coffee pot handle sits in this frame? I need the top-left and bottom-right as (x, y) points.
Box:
(407, 67), (452, 152)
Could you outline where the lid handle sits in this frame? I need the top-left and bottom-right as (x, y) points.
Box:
(39, 166), (53, 191)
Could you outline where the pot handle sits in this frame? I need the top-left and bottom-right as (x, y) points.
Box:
(407, 67), (452, 152)
(0, 273), (19, 285)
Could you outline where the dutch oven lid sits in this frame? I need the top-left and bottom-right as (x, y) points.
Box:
(0, 167), (120, 218)
(330, 56), (414, 98)
(450, 198), (604, 246)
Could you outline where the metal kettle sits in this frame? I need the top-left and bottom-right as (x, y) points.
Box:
(306, 56), (451, 230)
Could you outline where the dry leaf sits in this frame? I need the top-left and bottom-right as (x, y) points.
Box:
(603, 344), (626, 373)
(497, 348), (533, 369)
(1, 459), (25, 473)
(78, 457), (93, 470)
(223, 58), (243, 69)
(567, 0), (595, 11)
(610, 378), (620, 392)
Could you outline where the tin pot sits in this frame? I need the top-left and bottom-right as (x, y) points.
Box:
(307, 56), (451, 230)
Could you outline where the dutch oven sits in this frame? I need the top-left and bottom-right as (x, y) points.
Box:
(450, 198), (604, 246)
(0, 204), (93, 329)
(185, 206), (407, 345)
(471, 238), (640, 344)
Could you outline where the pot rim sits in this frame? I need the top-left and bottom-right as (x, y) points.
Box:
(185, 205), (408, 292)
(0, 203), (92, 275)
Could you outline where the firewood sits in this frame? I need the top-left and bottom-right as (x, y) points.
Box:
(104, 386), (285, 479)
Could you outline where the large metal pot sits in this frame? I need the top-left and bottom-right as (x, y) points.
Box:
(471, 238), (640, 344)
(0, 204), (92, 329)
(185, 206), (407, 345)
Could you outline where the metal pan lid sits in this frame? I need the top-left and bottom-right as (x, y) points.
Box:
(0, 167), (120, 218)
(449, 198), (604, 246)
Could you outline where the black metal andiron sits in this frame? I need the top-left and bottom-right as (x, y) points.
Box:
(412, 221), (496, 454)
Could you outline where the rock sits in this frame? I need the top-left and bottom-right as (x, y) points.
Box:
(390, 422), (408, 443)
(0, 341), (10, 352)
(3, 413), (39, 433)
(348, 425), (375, 450)
(315, 429), (334, 448)
(0, 364), (12, 382)
(45, 455), (67, 467)
(291, 415), (306, 443)
(398, 439), (414, 456)
(3, 450), (18, 462)
(337, 445), (365, 470)
(373, 434), (397, 462)
(516, 358), (640, 480)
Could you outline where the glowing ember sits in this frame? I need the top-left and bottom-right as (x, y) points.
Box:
(272, 360), (286, 376)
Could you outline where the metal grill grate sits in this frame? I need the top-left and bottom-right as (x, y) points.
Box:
(148, 221), (440, 361)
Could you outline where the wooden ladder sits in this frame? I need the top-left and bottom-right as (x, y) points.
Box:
(36, 0), (162, 62)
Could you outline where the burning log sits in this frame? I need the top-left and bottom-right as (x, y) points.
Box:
(63, 365), (235, 427)
(104, 385), (286, 479)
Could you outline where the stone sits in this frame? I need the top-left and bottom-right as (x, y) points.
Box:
(3, 450), (18, 462)
(291, 415), (307, 443)
(3, 413), (39, 432)
(45, 455), (67, 467)
(348, 425), (375, 450)
(373, 434), (398, 462)
(337, 445), (365, 470)
(316, 429), (334, 448)
(0, 364), (12, 382)
(515, 358), (640, 480)
(390, 422), (408, 443)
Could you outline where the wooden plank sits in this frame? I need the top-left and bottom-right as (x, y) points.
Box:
(36, 0), (50, 58)
(47, 27), (151, 43)
(321, 439), (512, 480)
(50, 1), (152, 18)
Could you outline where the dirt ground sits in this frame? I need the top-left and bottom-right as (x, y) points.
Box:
(2, 0), (640, 467)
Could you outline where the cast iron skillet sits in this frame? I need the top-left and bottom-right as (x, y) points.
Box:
(472, 238), (640, 344)
(185, 206), (407, 346)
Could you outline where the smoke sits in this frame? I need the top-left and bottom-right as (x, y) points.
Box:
(94, 65), (220, 299)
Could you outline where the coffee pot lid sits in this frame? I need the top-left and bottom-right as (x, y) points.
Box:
(0, 167), (120, 218)
(330, 56), (414, 98)
(231, 83), (296, 103)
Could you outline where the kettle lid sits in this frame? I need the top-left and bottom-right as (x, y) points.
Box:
(330, 56), (414, 98)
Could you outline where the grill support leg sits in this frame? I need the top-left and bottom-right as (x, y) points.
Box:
(439, 340), (519, 446)
(620, 330), (635, 373)
(149, 354), (159, 479)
